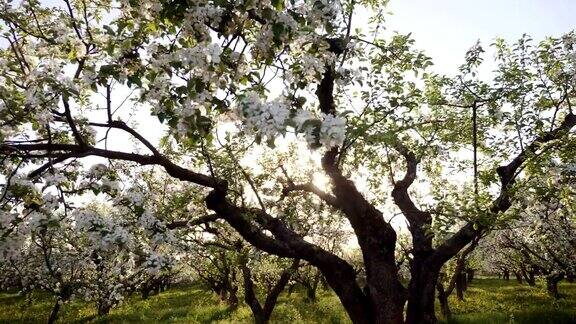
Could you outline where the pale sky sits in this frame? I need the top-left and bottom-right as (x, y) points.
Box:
(385, 0), (576, 74)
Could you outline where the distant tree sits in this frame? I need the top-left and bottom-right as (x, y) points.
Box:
(240, 249), (300, 324)
(436, 235), (481, 319)
(483, 166), (576, 298)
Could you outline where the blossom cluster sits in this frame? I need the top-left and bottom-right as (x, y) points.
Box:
(235, 92), (347, 149)
(139, 210), (174, 246)
(319, 114), (347, 148)
(74, 210), (132, 250)
(238, 92), (291, 141)
(143, 252), (174, 275)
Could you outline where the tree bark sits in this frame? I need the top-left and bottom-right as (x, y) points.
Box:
(461, 271), (468, 292)
(48, 299), (61, 324)
(304, 282), (317, 301)
(514, 271), (523, 284)
(326, 155), (406, 324)
(455, 270), (464, 300)
(436, 278), (452, 320)
(466, 268), (475, 283)
(405, 261), (440, 324)
(522, 270), (536, 286)
(205, 190), (375, 324)
(546, 273), (564, 299)
(286, 283), (296, 296)
(227, 285), (239, 308)
(97, 303), (111, 316)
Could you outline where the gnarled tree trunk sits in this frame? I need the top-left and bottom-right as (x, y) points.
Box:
(201, 54), (576, 324)
(435, 238), (480, 320)
(456, 270), (465, 300)
(97, 303), (112, 316)
(521, 269), (536, 286)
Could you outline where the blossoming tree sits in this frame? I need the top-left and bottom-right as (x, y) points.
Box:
(488, 166), (576, 298)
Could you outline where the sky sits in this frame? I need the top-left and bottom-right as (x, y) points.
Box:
(384, 0), (576, 74)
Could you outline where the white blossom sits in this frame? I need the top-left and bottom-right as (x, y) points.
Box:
(207, 43), (222, 64)
(124, 188), (145, 206)
(319, 114), (346, 148)
(44, 173), (67, 186)
(237, 92), (291, 140)
(88, 164), (109, 178)
(293, 110), (314, 131)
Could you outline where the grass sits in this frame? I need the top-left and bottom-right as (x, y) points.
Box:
(0, 279), (574, 323)
(440, 278), (576, 324)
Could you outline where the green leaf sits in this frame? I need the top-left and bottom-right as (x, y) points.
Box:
(272, 0), (284, 11)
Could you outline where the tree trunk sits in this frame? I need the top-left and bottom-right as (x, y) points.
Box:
(436, 279), (451, 320)
(241, 262), (267, 324)
(305, 283), (317, 301)
(528, 272), (536, 286)
(366, 264), (407, 324)
(97, 303), (111, 316)
(141, 286), (150, 299)
(503, 270), (510, 280)
(405, 261), (440, 324)
(566, 273), (575, 283)
(514, 271), (523, 284)
(546, 274), (564, 299)
(241, 258), (300, 324)
(227, 286), (239, 308)
(523, 271), (536, 286)
(460, 271), (468, 292)
(466, 268), (475, 283)
(286, 283), (296, 296)
(206, 190), (375, 324)
(318, 263), (374, 324)
(48, 299), (61, 324)
(307, 272), (321, 302)
(215, 287), (227, 301)
(456, 270), (465, 301)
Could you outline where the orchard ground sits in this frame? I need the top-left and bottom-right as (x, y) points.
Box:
(1, 278), (575, 324)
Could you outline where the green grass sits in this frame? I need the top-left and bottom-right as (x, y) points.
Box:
(1, 279), (575, 323)
(0, 285), (350, 324)
(439, 278), (576, 324)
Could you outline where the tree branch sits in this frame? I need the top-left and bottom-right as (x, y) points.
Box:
(433, 112), (576, 264)
(390, 141), (433, 254)
(1, 142), (220, 188)
(281, 182), (340, 208)
(166, 214), (222, 230)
